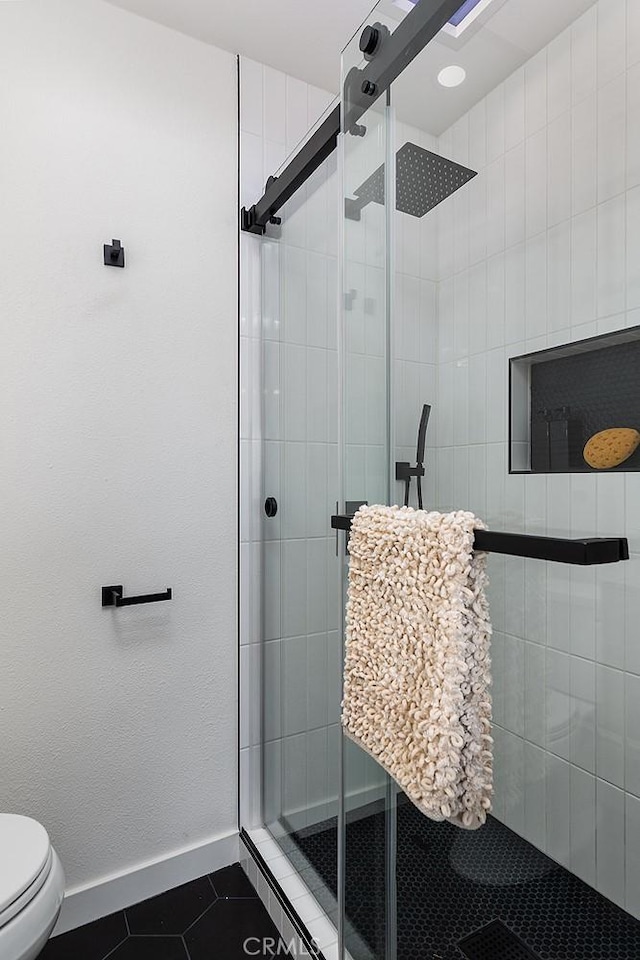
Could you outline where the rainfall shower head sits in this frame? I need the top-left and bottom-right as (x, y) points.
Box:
(348, 141), (477, 220)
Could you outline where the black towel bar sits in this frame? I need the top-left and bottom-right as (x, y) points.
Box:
(330, 515), (629, 566)
(102, 585), (173, 607)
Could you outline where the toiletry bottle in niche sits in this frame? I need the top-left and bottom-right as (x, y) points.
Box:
(549, 406), (581, 472)
(531, 408), (551, 472)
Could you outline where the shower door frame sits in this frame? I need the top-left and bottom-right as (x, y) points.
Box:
(240, 0), (466, 238)
(337, 81), (397, 959)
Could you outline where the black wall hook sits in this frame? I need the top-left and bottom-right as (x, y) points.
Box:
(104, 239), (125, 268)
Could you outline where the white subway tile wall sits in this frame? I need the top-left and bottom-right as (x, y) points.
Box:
(241, 0), (640, 925)
(432, 0), (640, 917)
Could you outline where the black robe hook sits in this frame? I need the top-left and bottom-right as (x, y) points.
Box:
(104, 238), (125, 267)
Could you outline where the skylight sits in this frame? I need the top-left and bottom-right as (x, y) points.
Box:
(449, 0), (484, 27)
(394, 0), (495, 37)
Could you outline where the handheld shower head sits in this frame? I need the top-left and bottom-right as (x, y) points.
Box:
(396, 404), (432, 509)
(417, 404), (431, 466)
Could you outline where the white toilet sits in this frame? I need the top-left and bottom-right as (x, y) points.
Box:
(0, 814), (65, 960)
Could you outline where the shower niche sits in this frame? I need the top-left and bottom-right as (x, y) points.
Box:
(510, 326), (640, 473)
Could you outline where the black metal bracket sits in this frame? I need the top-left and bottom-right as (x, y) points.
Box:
(331, 514), (355, 532)
(342, 0), (463, 132)
(103, 239), (125, 268)
(395, 462), (425, 482)
(240, 0), (462, 235)
(345, 197), (364, 222)
(330, 516), (629, 566)
(102, 584), (172, 607)
(241, 105), (340, 236)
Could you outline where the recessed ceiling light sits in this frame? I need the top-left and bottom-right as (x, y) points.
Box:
(437, 65), (467, 88)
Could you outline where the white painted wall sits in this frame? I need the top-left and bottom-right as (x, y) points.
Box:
(0, 0), (238, 927)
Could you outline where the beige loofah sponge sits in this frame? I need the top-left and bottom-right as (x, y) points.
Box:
(583, 428), (640, 469)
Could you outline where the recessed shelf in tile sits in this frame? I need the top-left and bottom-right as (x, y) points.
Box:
(510, 326), (640, 473)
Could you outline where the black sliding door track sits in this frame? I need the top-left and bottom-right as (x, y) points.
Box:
(241, 104), (340, 235)
(240, 0), (464, 235)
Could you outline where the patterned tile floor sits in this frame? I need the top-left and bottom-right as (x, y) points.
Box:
(40, 863), (280, 960)
(291, 797), (640, 960)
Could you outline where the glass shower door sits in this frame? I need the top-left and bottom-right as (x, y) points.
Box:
(338, 6), (408, 957)
(260, 148), (344, 931)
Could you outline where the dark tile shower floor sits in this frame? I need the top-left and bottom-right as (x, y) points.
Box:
(39, 864), (279, 960)
(291, 798), (640, 960)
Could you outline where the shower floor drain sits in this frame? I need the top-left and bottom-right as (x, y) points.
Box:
(459, 920), (540, 959)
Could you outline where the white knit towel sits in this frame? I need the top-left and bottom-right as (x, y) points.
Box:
(342, 504), (493, 830)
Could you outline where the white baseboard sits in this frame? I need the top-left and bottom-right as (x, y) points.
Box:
(52, 829), (239, 936)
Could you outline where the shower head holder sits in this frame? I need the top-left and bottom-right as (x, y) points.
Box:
(395, 462), (425, 482)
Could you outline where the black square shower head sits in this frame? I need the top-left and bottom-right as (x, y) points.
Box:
(352, 141), (477, 219)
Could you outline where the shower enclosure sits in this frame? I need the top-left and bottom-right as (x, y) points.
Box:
(241, 0), (640, 957)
